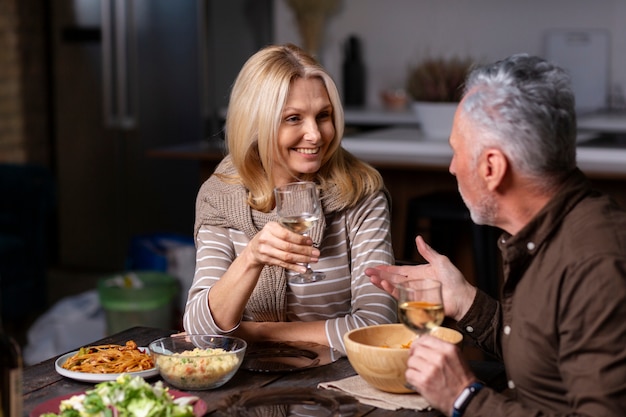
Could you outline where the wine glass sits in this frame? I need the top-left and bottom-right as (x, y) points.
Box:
(274, 181), (325, 283)
(395, 279), (444, 336)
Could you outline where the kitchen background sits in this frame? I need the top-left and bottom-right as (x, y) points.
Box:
(274, 0), (626, 112)
(2, 0), (626, 357)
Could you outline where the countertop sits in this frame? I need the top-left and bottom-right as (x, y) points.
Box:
(342, 126), (626, 177)
(344, 106), (420, 126)
(150, 111), (626, 178)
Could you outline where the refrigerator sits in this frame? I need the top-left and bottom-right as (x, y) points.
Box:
(50, 0), (272, 270)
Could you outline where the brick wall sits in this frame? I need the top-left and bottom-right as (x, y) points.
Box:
(0, 0), (50, 165)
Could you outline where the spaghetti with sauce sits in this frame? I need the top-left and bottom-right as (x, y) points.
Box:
(61, 340), (154, 374)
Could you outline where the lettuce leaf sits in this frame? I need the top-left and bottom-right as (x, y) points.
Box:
(40, 375), (195, 417)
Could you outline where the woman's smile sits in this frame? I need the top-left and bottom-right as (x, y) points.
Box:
(293, 147), (320, 155)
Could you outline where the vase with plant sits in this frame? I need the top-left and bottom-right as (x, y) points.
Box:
(406, 56), (474, 139)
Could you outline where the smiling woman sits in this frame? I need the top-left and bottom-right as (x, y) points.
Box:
(273, 77), (335, 187)
(184, 43), (397, 357)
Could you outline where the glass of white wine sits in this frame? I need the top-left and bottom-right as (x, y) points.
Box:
(274, 181), (325, 283)
(396, 279), (444, 336)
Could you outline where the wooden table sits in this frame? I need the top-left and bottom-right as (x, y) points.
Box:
(24, 326), (507, 417)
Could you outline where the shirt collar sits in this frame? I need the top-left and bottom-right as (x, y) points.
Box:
(498, 168), (592, 285)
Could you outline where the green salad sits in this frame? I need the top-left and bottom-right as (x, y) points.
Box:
(41, 374), (197, 417)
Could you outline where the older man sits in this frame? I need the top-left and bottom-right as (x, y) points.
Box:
(367, 54), (626, 417)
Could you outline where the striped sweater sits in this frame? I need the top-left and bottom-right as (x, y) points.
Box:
(183, 178), (397, 355)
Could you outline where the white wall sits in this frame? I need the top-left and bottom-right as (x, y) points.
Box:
(273, 0), (626, 110)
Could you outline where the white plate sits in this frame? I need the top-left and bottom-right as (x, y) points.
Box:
(55, 347), (159, 383)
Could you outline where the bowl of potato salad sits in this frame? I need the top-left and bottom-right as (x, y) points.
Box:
(149, 335), (247, 390)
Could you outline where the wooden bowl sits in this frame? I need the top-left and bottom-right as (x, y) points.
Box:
(343, 323), (463, 393)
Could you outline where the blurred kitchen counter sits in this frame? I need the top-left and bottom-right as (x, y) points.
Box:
(158, 111), (626, 179)
(341, 126), (626, 178)
(149, 120), (626, 260)
(344, 126), (626, 257)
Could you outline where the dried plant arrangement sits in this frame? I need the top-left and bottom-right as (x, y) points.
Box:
(285, 0), (341, 56)
(406, 56), (474, 103)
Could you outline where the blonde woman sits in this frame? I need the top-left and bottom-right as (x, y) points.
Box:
(183, 44), (396, 356)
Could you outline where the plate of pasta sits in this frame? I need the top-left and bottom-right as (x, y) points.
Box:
(55, 340), (159, 382)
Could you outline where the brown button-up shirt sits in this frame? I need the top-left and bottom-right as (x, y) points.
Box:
(458, 169), (626, 416)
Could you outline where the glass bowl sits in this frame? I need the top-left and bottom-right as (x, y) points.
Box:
(149, 335), (247, 390)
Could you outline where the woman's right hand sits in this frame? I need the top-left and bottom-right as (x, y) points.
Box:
(206, 221), (320, 330)
(243, 221), (320, 273)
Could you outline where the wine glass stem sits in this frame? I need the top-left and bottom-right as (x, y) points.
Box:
(302, 233), (313, 271)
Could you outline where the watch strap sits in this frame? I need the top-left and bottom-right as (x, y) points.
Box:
(452, 381), (484, 417)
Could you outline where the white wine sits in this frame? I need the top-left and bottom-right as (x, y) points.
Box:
(398, 301), (444, 334)
(0, 329), (23, 417)
(279, 215), (319, 235)
(274, 181), (326, 283)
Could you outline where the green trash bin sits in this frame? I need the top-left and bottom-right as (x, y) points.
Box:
(98, 271), (178, 335)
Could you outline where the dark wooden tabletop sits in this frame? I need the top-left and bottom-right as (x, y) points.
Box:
(23, 326), (507, 417)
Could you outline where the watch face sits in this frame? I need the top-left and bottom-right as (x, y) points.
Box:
(453, 382), (484, 413)
(453, 386), (474, 409)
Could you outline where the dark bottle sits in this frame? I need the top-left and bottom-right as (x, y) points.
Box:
(342, 35), (366, 107)
(1, 314), (23, 417)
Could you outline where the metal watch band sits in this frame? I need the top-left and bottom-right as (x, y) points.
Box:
(451, 381), (485, 417)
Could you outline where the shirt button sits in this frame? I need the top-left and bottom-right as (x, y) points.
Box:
(504, 325), (511, 335)
(465, 325), (474, 333)
(527, 242), (536, 251)
(508, 380), (516, 389)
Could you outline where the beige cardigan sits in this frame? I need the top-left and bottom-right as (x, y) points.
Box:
(185, 157), (397, 354)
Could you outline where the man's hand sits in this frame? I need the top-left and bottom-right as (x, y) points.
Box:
(405, 334), (477, 415)
(365, 235), (477, 321)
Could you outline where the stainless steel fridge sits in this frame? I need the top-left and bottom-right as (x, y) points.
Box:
(50, 0), (272, 270)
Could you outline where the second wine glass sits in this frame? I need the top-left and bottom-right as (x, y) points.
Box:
(395, 279), (444, 336)
(274, 181), (325, 283)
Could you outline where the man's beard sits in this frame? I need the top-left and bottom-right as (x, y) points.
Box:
(459, 183), (498, 226)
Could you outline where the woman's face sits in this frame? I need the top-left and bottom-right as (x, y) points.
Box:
(273, 77), (335, 187)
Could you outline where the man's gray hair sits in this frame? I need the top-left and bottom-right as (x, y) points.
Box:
(461, 54), (577, 187)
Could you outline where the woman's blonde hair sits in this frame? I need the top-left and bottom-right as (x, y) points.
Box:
(222, 43), (384, 212)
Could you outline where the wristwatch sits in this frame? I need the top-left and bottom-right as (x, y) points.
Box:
(451, 381), (484, 417)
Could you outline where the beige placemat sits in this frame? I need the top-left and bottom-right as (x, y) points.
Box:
(318, 375), (431, 411)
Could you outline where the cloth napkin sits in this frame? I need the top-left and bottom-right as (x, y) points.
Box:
(318, 375), (431, 411)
